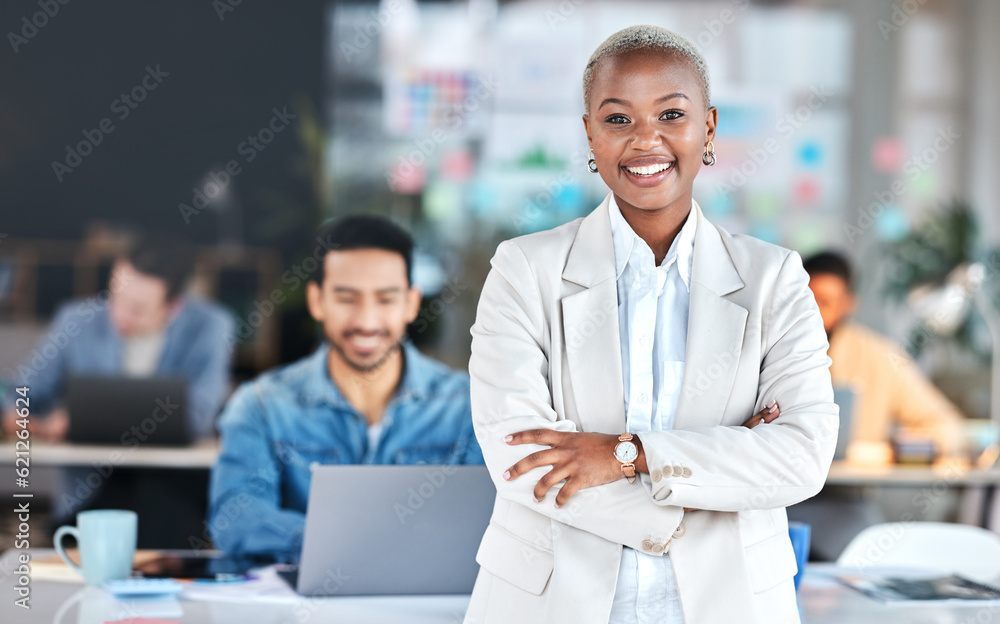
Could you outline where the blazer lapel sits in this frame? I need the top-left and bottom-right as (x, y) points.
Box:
(674, 203), (749, 429)
(561, 196), (627, 435)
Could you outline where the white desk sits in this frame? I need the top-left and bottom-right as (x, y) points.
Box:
(826, 461), (1000, 487)
(0, 550), (468, 624)
(801, 563), (1000, 623)
(3, 551), (998, 624)
(0, 440), (219, 469)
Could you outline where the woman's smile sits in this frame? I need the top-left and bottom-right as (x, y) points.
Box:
(620, 155), (677, 187)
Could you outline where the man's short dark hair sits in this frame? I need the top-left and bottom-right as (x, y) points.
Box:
(802, 251), (853, 291)
(125, 235), (196, 301)
(313, 215), (414, 287)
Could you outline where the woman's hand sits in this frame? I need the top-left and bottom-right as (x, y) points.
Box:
(502, 430), (626, 508)
(742, 400), (779, 428)
(502, 400), (779, 508)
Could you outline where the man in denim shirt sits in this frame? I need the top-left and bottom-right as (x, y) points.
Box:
(208, 216), (483, 561)
(1, 236), (234, 441)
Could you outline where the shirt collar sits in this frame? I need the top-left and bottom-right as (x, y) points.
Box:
(301, 341), (431, 407)
(607, 194), (697, 289)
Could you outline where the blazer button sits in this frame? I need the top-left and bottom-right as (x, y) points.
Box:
(672, 465), (684, 478)
(651, 542), (664, 554)
(673, 522), (686, 539)
(661, 466), (673, 478)
(641, 540), (654, 552)
(681, 467), (692, 479)
(651, 469), (662, 483)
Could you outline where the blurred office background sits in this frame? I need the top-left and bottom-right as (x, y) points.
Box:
(2, 0), (1000, 535)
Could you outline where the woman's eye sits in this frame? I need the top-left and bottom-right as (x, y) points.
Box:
(605, 114), (629, 124)
(661, 110), (683, 121)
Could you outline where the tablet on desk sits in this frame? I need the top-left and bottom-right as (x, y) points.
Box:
(134, 553), (264, 581)
(65, 375), (191, 446)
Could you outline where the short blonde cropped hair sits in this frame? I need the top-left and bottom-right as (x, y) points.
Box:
(582, 25), (711, 114)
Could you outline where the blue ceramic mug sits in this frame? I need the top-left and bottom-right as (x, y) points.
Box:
(788, 521), (811, 591)
(54, 510), (137, 586)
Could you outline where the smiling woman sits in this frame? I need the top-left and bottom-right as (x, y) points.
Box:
(466, 25), (838, 624)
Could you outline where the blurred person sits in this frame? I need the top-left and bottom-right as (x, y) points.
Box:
(786, 250), (969, 562)
(1, 235), (234, 441)
(208, 215), (483, 561)
(804, 250), (967, 463)
(465, 26), (835, 624)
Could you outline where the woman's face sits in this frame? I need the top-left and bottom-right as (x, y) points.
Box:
(583, 49), (716, 216)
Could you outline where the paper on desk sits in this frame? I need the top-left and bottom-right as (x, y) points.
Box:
(181, 565), (299, 604)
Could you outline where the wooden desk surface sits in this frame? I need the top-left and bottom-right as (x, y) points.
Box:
(0, 440), (219, 468)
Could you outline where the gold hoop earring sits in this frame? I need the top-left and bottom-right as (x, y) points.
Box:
(587, 149), (599, 173)
(702, 141), (716, 166)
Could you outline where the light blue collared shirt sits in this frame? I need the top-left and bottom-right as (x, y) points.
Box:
(608, 194), (695, 624)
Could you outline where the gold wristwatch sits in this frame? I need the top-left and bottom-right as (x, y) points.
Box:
(614, 432), (638, 484)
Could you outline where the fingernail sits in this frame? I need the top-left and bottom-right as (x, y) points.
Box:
(554, 502), (561, 509)
(504, 435), (513, 443)
(502, 470), (511, 480)
(533, 496), (540, 503)
(767, 399), (776, 408)
(768, 405), (778, 414)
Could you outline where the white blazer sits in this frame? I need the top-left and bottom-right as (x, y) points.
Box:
(466, 195), (838, 624)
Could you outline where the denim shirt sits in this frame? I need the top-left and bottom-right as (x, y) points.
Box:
(2, 295), (234, 439)
(207, 342), (483, 561)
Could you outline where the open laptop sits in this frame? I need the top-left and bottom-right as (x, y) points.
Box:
(832, 386), (856, 461)
(289, 464), (495, 596)
(65, 375), (191, 446)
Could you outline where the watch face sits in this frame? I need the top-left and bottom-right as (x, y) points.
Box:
(615, 441), (638, 462)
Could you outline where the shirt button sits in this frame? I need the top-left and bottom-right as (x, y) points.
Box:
(639, 335), (649, 346)
(639, 394), (648, 404)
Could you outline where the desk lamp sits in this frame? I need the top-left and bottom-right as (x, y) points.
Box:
(907, 262), (1000, 467)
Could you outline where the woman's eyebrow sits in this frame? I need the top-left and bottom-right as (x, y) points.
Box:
(656, 92), (689, 103)
(598, 92), (690, 110)
(598, 97), (631, 110)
